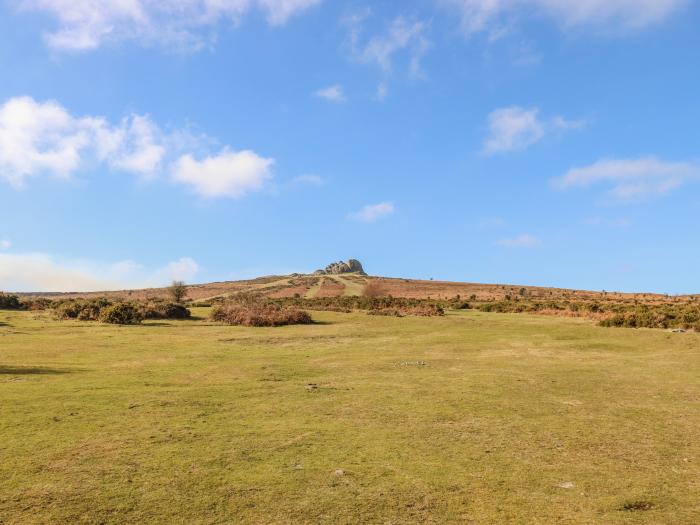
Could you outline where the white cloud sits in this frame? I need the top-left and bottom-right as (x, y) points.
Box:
(483, 106), (583, 154)
(18, 0), (322, 51)
(495, 234), (540, 247)
(348, 201), (395, 223)
(554, 157), (700, 201)
(0, 252), (200, 292)
(0, 96), (274, 199)
(0, 240), (11, 249)
(292, 174), (323, 185)
(443, 0), (687, 37)
(154, 257), (200, 282)
(0, 96), (166, 187)
(315, 85), (346, 103)
(171, 149), (274, 198)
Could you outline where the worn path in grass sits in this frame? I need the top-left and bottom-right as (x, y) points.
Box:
(1, 309), (699, 524)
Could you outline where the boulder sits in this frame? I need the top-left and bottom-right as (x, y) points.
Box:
(315, 259), (366, 276)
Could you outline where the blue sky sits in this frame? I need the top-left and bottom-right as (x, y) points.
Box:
(0, 0), (699, 293)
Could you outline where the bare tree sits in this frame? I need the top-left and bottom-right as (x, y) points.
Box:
(169, 280), (187, 304)
(362, 280), (386, 298)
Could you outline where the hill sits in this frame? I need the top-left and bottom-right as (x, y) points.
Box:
(16, 272), (681, 304)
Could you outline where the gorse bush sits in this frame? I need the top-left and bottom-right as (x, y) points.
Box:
(141, 301), (191, 320)
(271, 295), (454, 315)
(99, 303), (144, 325)
(0, 293), (23, 310)
(210, 302), (312, 327)
(21, 298), (53, 311)
(53, 299), (112, 320)
(51, 298), (189, 324)
(598, 306), (700, 330)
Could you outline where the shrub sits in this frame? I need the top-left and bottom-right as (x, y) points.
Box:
(0, 293), (23, 310)
(210, 302), (312, 327)
(22, 298), (53, 311)
(53, 298), (112, 320)
(368, 309), (403, 317)
(141, 301), (191, 320)
(99, 303), (143, 325)
(405, 304), (445, 317)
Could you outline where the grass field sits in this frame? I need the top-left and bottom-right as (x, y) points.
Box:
(1, 308), (699, 524)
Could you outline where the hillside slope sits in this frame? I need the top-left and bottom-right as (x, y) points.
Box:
(17, 273), (680, 303)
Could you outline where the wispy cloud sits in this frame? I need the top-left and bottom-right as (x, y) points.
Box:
(376, 82), (389, 101)
(17, 0), (322, 52)
(346, 13), (431, 81)
(583, 216), (632, 228)
(0, 253), (200, 292)
(443, 0), (688, 38)
(483, 106), (584, 155)
(0, 96), (274, 198)
(553, 157), (700, 201)
(292, 174), (323, 185)
(315, 84), (346, 103)
(348, 201), (395, 223)
(0, 239), (11, 249)
(495, 234), (540, 247)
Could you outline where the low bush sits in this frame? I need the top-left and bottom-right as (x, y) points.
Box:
(368, 309), (403, 317)
(99, 303), (144, 325)
(53, 298), (112, 320)
(271, 295), (454, 315)
(21, 298), (53, 311)
(141, 301), (191, 320)
(210, 302), (312, 327)
(0, 293), (23, 310)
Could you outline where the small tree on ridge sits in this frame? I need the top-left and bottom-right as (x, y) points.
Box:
(169, 281), (187, 304)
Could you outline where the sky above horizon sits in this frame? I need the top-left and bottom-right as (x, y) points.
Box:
(1, 0), (699, 294)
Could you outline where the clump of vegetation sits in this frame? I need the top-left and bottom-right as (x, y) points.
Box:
(271, 295), (454, 316)
(598, 305), (700, 330)
(141, 301), (191, 320)
(210, 301), (312, 327)
(51, 298), (190, 324)
(99, 303), (144, 325)
(470, 297), (700, 331)
(0, 293), (23, 310)
(21, 297), (53, 311)
(53, 298), (113, 321)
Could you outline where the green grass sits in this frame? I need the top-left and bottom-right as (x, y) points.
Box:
(1, 309), (699, 524)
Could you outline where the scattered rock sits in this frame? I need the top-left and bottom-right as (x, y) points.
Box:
(558, 482), (574, 489)
(671, 328), (687, 333)
(333, 469), (345, 476)
(314, 259), (366, 276)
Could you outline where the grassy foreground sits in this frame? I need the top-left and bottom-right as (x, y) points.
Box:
(1, 309), (699, 524)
